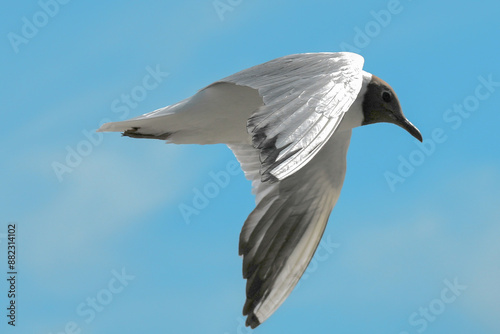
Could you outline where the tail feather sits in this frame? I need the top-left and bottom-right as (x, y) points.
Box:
(97, 97), (194, 142)
(97, 82), (263, 144)
(97, 117), (165, 133)
(97, 115), (178, 141)
(122, 127), (172, 140)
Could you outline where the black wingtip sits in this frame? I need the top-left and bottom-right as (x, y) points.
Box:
(245, 313), (261, 329)
(122, 127), (172, 140)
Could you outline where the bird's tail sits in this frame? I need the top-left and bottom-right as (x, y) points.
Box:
(97, 82), (262, 145)
(97, 98), (189, 143)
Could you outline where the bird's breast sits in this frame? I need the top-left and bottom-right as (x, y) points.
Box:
(337, 71), (372, 132)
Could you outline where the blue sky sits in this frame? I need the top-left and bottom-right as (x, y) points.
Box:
(1, 0), (499, 333)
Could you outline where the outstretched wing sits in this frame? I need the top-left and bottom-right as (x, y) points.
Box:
(223, 52), (363, 182)
(228, 128), (352, 328)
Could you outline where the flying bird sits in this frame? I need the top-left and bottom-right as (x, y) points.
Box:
(97, 52), (422, 328)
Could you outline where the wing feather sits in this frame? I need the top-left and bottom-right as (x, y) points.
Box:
(229, 129), (352, 328)
(222, 52), (363, 181)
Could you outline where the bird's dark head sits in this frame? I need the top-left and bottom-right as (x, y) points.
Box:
(362, 75), (422, 142)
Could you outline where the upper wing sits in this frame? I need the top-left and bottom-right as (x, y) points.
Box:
(228, 128), (352, 328)
(222, 52), (363, 182)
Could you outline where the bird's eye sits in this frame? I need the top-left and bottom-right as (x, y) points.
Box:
(382, 91), (392, 103)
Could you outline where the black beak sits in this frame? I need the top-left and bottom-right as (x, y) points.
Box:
(395, 116), (423, 142)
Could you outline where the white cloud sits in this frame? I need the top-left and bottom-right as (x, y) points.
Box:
(22, 145), (185, 274)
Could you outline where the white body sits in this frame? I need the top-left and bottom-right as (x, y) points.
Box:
(98, 52), (373, 328)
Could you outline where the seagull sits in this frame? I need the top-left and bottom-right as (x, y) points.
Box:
(97, 52), (422, 328)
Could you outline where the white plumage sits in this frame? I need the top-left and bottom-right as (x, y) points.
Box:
(98, 52), (420, 328)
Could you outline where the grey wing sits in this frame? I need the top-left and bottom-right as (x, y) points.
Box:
(223, 52), (363, 182)
(228, 128), (352, 328)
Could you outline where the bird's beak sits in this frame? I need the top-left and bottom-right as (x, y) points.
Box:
(395, 116), (423, 142)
